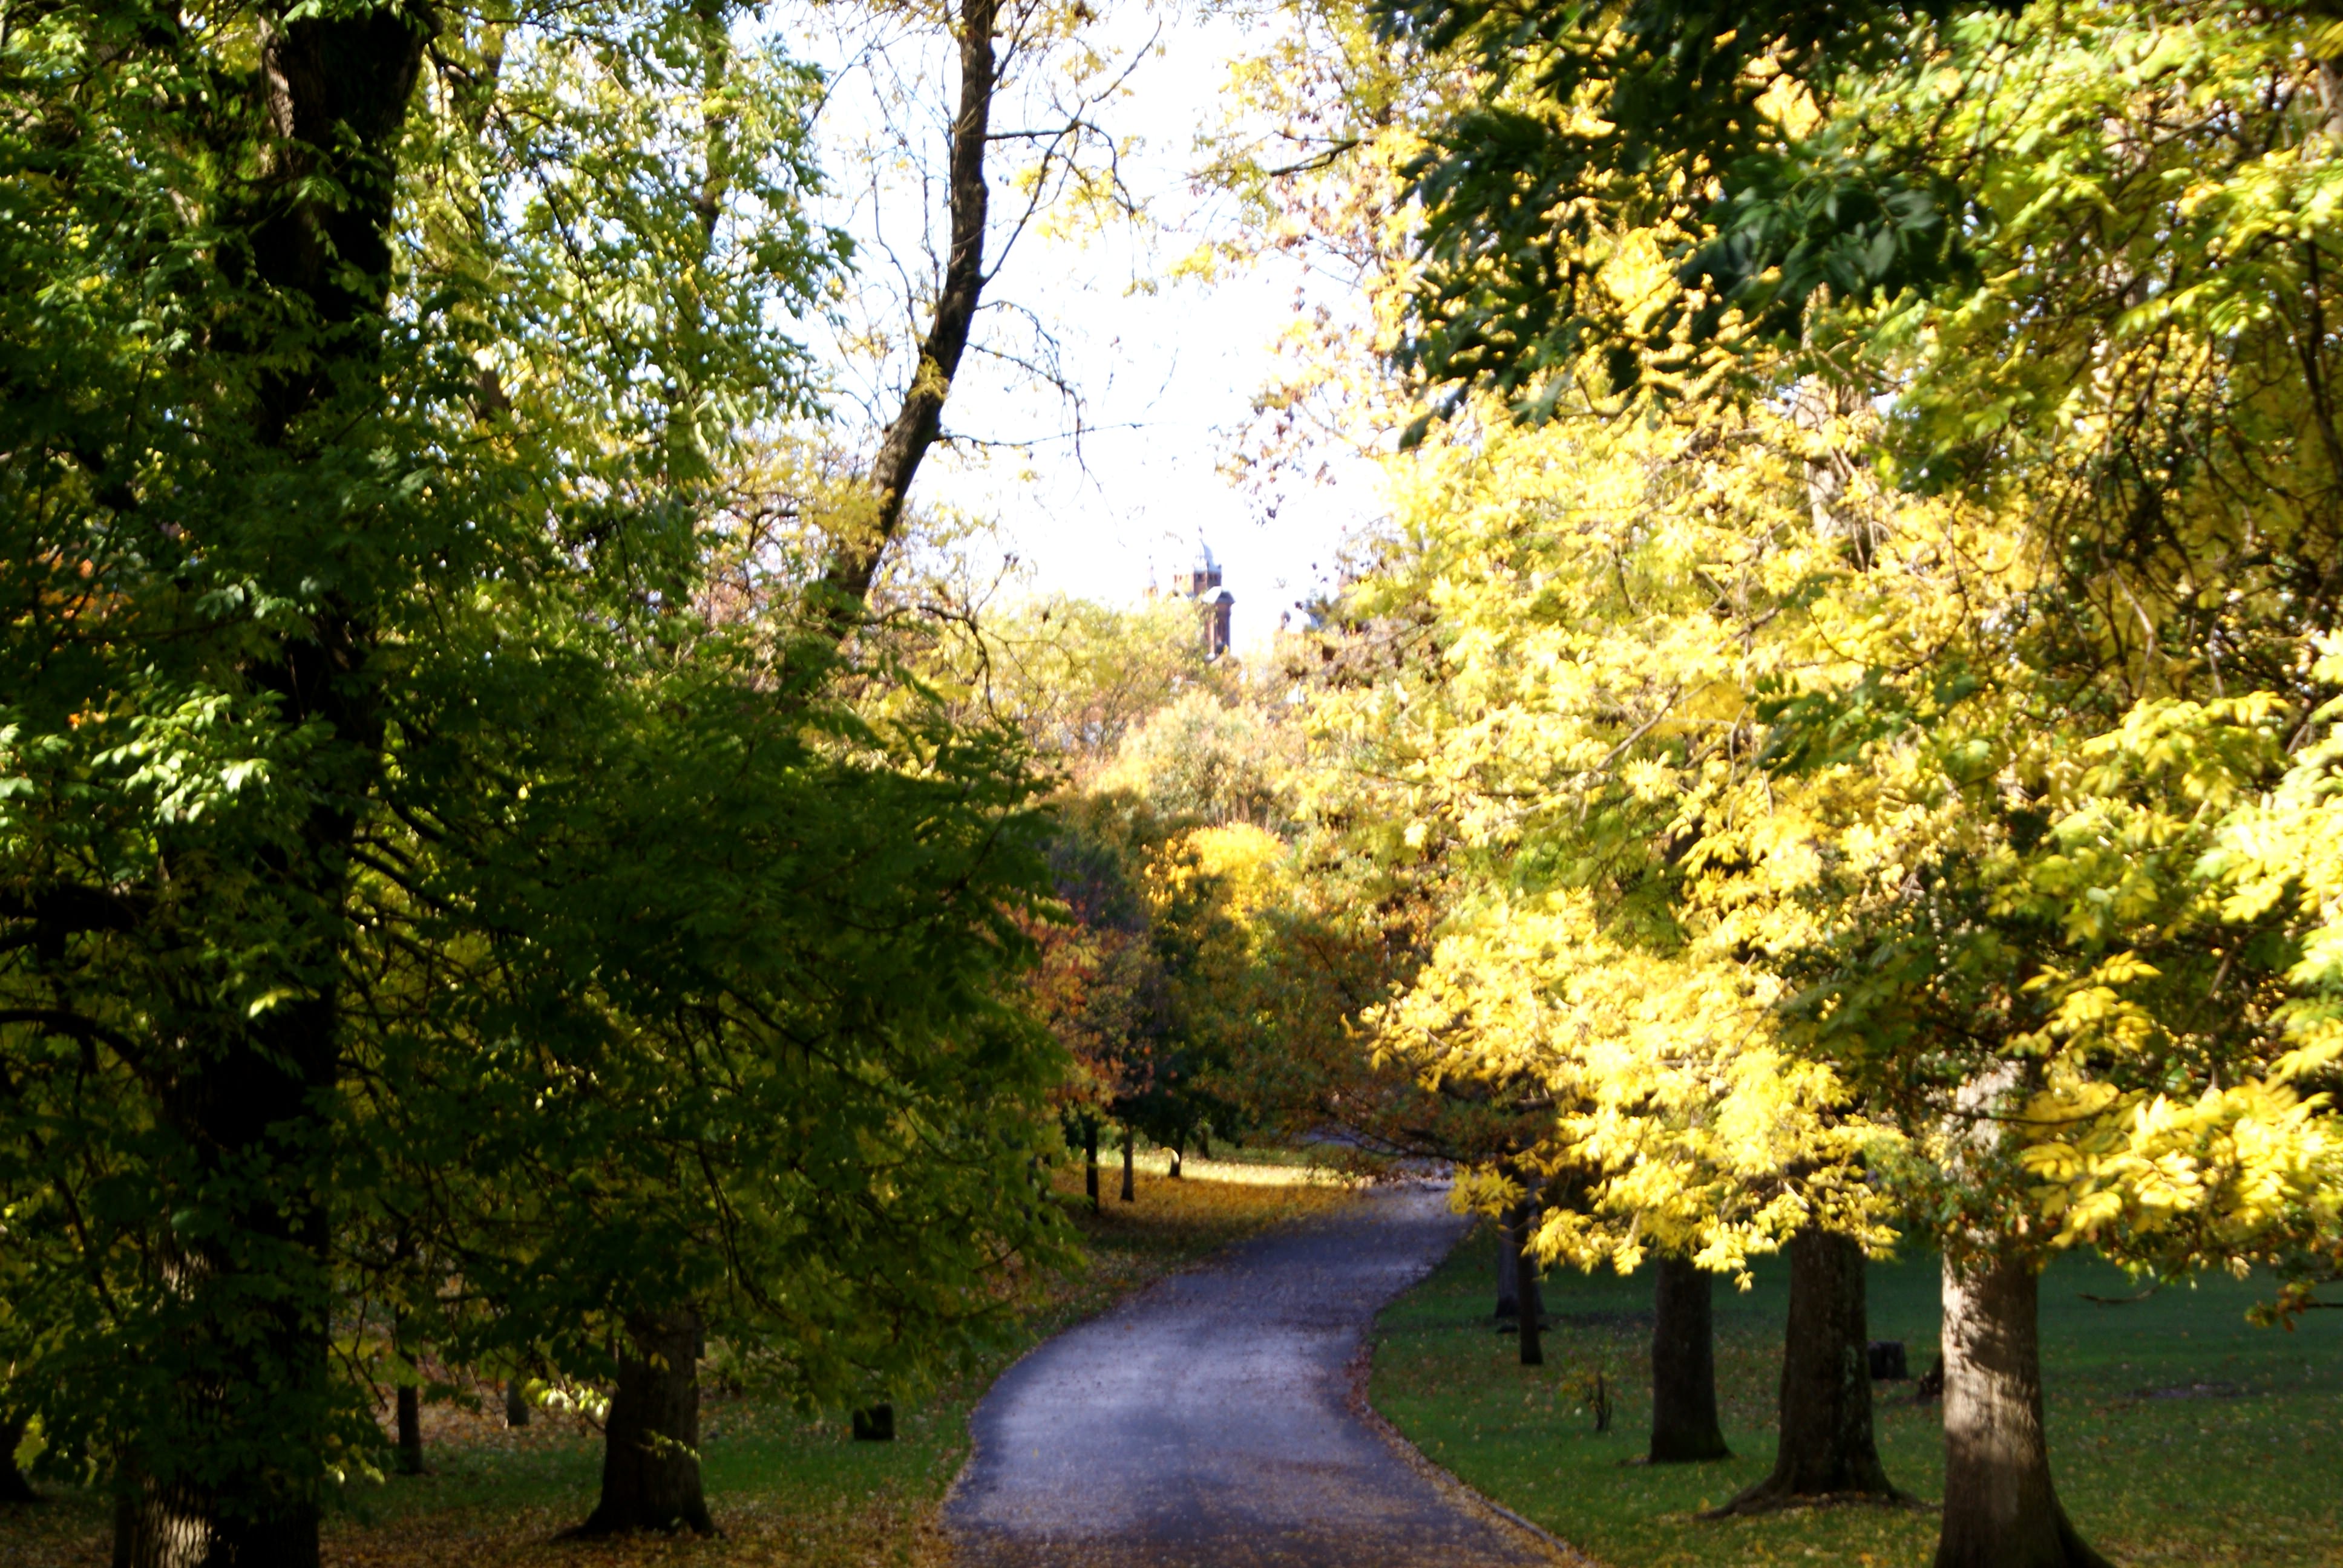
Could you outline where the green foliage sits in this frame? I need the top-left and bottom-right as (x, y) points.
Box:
(1096, 691), (1294, 831)
(0, 0), (1065, 1532)
(961, 596), (1226, 778)
(349, 642), (1071, 1410)
(1378, 0), (2004, 413)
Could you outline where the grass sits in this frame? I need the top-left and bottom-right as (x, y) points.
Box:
(0, 1155), (1352, 1568)
(1368, 1223), (2343, 1568)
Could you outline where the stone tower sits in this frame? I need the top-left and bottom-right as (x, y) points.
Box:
(1186, 539), (1233, 659)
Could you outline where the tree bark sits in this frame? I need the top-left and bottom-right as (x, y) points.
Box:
(395, 1384), (424, 1477)
(110, 9), (426, 1567)
(504, 1380), (531, 1429)
(1934, 1250), (2109, 1568)
(1168, 1142), (1183, 1179)
(1649, 1256), (1729, 1463)
(566, 1310), (713, 1537)
(1510, 1203), (1544, 1367)
(1494, 1215), (1520, 1321)
(1119, 1124), (1136, 1203)
(1083, 1119), (1099, 1212)
(0, 1415), (34, 1504)
(816, 0), (998, 617)
(1713, 1228), (1900, 1513)
(111, 1477), (208, 1568)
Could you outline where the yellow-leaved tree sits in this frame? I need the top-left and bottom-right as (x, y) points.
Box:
(1222, 0), (2343, 1557)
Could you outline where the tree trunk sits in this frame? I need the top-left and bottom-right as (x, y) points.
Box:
(816, 0), (999, 618)
(110, 8), (425, 1566)
(1510, 1203), (1544, 1367)
(504, 1380), (531, 1429)
(395, 1384), (424, 1477)
(1168, 1142), (1183, 1179)
(124, 1006), (346, 1568)
(0, 1415), (34, 1504)
(1494, 1215), (1520, 1321)
(1934, 1250), (2109, 1568)
(1083, 1119), (1099, 1212)
(1714, 1228), (1899, 1514)
(111, 1477), (208, 1568)
(1119, 1124), (1136, 1203)
(565, 1310), (713, 1537)
(1650, 1256), (1729, 1462)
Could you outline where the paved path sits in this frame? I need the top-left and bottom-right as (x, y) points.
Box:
(945, 1183), (1558, 1568)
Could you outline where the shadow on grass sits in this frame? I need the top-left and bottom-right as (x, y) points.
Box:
(1369, 1223), (2343, 1568)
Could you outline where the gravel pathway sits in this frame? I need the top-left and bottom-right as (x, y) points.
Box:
(945, 1183), (1560, 1567)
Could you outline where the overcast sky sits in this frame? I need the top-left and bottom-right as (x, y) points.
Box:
(802, 3), (1380, 653)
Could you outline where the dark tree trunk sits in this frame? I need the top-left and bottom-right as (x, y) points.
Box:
(1493, 1216), (1520, 1321)
(816, 0), (999, 616)
(1650, 1256), (1729, 1463)
(1510, 1203), (1544, 1367)
(0, 1416), (34, 1504)
(1933, 1250), (2109, 1568)
(395, 1384), (424, 1477)
(566, 1310), (713, 1537)
(114, 1457), (323, 1568)
(110, 8), (425, 1567)
(504, 1380), (531, 1429)
(1714, 1228), (1900, 1514)
(1168, 1142), (1183, 1179)
(1198, 1128), (1211, 1160)
(111, 1477), (208, 1568)
(1119, 1125), (1136, 1203)
(1083, 1119), (1099, 1212)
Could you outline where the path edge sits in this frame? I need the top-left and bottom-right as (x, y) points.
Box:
(936, 1181), (1385, 1544)
(1343, 1315), (1608, 1568)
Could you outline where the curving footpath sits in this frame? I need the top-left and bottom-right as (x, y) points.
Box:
(945, 1182), (1561, 1568)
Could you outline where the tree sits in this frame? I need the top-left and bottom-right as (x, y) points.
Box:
(1713, 1227), (1899, 1512)
(798, 0), (1149, 631)
(1648, 1259), (1727, 1463)
(0, 1416), (32, 1506)
(0, 0), (1072, 1558)
(2, 0), (451, 1552)
(1098, 693), (1294, 831)
(1298, 399), (1887, 1466)
(1374, 0), (1983, 418)
(1272, 0), (2343, 1559)
(343, 635), (1070, 1535)
(956, 595), (1230, 783)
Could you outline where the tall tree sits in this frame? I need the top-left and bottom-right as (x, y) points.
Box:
(1715, 1226), (1899, 1512)
(1346, 2), (2343, 1562)
(2, 1), (436, 1555)
(1, 1), (1069, 1560)
(800, 0), (1145, 631)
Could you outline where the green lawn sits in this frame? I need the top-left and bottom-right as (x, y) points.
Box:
(0, 1158), (1351, 1568)
(1369, 1223), (2343, 1568)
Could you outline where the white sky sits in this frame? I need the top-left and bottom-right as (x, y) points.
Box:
(801, 4), (1382, 653)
